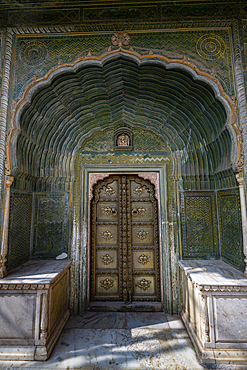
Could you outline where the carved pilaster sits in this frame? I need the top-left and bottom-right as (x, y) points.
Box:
(0, 175), (14, 278)
(40, 292), (49, 342)
(0, 29), (14, 256)
(236, 174), (247, 278)
(232, 21), (247, 173)
(201, 294), (210, 344)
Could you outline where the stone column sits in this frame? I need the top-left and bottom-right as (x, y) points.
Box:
(0, 175), (14, 278)
(236, 174), (247, 278)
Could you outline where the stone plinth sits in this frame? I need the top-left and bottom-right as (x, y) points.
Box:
(179, 260), (247, 365)
(0, 260), (71, 361)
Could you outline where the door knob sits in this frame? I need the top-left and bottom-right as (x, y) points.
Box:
(111, 208), (117, 216)
(132, 208), (139, 216)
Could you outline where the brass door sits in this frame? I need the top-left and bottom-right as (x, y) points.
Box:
(90, 175), (160, 302)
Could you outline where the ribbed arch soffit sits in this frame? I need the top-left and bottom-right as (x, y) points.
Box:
(8, 49), (241, 181)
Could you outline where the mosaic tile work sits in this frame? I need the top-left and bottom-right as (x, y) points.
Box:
(218, 189), (245, 271)
(32, 193), (69, 259)
(7, 191), (32, 271)
(78, 128), (171, 165)
(0, 1), (242, 20)
(83, 5), (159, 22)
(82, 128), (169, 153)
(181, 191), (219, 259)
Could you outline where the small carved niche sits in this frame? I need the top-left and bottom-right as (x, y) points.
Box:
(114, 127), (133, 150)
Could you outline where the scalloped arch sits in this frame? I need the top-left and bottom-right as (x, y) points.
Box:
(9, 49), (240, 183)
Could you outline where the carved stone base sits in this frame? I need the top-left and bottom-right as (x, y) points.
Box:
(0, 310), (70, 361)
(0, 260), (71, 361)
(181, 309), (247, 365)
(179, 260), (247, 365)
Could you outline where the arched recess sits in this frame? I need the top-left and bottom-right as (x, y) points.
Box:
(8, 49), (241, 190)
(6, 49), (244, 313)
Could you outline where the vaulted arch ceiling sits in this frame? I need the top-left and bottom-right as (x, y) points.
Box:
(10, 51), (239, 183)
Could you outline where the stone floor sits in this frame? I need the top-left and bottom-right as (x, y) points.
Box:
(0, 312), (247, 370)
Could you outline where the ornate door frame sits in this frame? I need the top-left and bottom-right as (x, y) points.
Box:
(74, 163), (171, 312)
(90, 174), (161, 303)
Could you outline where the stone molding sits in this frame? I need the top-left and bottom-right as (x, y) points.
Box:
(180, 265), (247, 293)
(0, 284), (50, 290)
(9, 20), (234, 34)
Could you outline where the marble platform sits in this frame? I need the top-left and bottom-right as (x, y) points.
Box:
(0, 312), (205, 369)
(179, 260), (247, 365)
(0, 260), (71, 361)
(0, 312), (247, 369)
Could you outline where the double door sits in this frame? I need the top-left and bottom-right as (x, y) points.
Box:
(90, 175), (160, 302)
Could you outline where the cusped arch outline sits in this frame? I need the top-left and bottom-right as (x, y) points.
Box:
(7, 49), (242, 183)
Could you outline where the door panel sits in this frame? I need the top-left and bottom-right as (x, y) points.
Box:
(131, 202), (153, 221)
(131, 182), (150, 198)
(97, 202), (118, 220)
(96, 225), (118, 245)
(91, 174), (160, 303)
(132, 226), (154, 245)
(99, 181), (118, 199)
(132, 251), (154, 269)
(96, 250), (118, 269)
(96, 275), (119, 295)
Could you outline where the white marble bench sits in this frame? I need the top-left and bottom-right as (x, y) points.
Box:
(0, 260), (71, 361)
(179, 260), (247, 365)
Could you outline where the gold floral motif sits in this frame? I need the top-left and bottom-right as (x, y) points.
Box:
(102, 185), (115, 196)
(102, 207), (117, 216)
(138, 254), (150, 265)
(101, 254), (114, 265)
(101, 230), (113, 240)
(100, 278), (114, 290)
(136, 229), (149, 240)
(136, 278), (151, 291)
(133, 186), (144, 195)
(111, 32), (130, 47)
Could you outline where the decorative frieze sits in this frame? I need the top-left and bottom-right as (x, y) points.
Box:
(0, 283), (50, 290)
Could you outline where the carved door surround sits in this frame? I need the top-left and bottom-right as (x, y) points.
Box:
(90, 174), (161, 303)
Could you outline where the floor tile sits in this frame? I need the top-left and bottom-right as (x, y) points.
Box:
(0, 312), (232, 370)
(166, 314), (186, 329)
(65, 312), (126, 329)
(125, 312), (169, 329)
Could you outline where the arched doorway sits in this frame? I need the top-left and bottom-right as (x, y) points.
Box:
(90, 174), (160, 307)
(7, 50), (241, 314)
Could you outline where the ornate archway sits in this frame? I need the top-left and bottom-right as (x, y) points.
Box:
(8, 49), (240, 185)
(5, 49), (242, 313)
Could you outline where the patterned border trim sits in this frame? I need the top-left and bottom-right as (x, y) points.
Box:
(0, 29), (13, 192)
(0, 283), (50, 290)
(9, 20), (234, 34)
